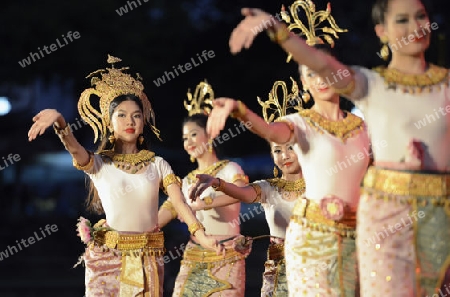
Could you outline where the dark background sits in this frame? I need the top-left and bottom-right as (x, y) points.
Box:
(0, 0), (448, 296)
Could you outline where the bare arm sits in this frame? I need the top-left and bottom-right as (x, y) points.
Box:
(191, 179), (247, 211)
(28, 109), (90, 166)
(229, 8), (354, 91)
(207, 98), (294, 144)
(189, 174), (260, 204)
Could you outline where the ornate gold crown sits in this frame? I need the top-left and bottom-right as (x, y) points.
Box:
(281, 0), (347, 62)
(257, 77), (303, 123)
(184, 80), (214, 116)
(77, 55), (160, 143)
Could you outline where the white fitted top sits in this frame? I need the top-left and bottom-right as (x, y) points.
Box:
(85, 153), (175, 232)
(182, 161), (246, 236)
(348, 66), (450, 170)
(252, 179), (300, 239)
(283, 112), (370, 208)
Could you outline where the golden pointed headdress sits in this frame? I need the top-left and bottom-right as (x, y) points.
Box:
(280, 0), (347, 62)
(184, 80), (214, 116)
(77, 55), (160, 143)
(257, 77), (303, 123)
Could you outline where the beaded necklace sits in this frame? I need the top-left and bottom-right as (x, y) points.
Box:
(101, 149), (155, 174)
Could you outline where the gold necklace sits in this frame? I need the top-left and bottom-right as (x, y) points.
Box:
(101, 149), (155, 173)
(267, 177), (306, 195)
(186, 160), (230, 184)
(300, 109), (364, 142)
(373, 64), (449, 94)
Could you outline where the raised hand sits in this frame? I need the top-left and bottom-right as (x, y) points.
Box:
(28, 109), (64, 141)
(188, 174), (217, 202)
(229, 8), (277, 54)
(207, 98), (236, 139)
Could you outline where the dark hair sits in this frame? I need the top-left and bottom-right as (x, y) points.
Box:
(372, 0), (390, 25)
(372, 0), (429, 25)
(86, 94), (149, 214)
(182, 113), (219, 155)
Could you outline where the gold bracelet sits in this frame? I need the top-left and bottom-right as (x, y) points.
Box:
(267, 23), (291, 44)
(53, 123), (71, 137)
(161, 200), (178, 219)
(203, 196), (213, 211)
(230, 100), (247, 119)
(249, 183), (262, 203)
(188, 222), (205, 236)
(333, 70), (356, 96)
(73, 153), (94, 171)
(212, 178), (225, 192)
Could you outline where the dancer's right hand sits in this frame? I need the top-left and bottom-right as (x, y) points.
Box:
(195, 231), (226, 256)
(28, 109), (63, 141)
(207, 98), (236, 139)
(188, 174), (216, 202)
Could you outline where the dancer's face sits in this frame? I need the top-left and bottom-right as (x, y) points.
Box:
(110, 100), (143, 144)
(271, 137), (301, 176)
(182, 121), (209, 159)
(375, 0), (430, 57)
(300, 65), (336, 102)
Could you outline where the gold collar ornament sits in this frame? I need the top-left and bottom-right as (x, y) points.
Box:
(78, 55), (161, 143)
(267, 177), (306, 194)
(373, 64), (450, 94)
(280, 0), (348, 62)
(257, 77), (303, 123)
(186, 160), (229, 184)
(100, 149), (155, 173)
(184, 80), (215, 116)
(300, 109), (364, 142)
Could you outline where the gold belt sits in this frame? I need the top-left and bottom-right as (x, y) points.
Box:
(182, 243), (246, 269)
(364, 166), (450, 197)
(291, 198), (356, 238)
(94, 230), (165, 254)
(267, 243), (284, 261)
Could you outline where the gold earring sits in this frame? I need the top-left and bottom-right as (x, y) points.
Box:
(108, 133), (115, 144)
(138, 134), (144, 145)
(380, 36), (390, 61)
(301, 90), (311, 103)
(273, 166), (279, 177)
(190, 156), (195, 163)
(208, 140), (213, 153)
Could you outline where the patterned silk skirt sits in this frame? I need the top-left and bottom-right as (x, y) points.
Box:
(285, 198), (359, 297)
(82, 222), (165, 297)
(172, 240), (249, 297)
(357, 167), (450, 297)
(261, 242), (288, 297)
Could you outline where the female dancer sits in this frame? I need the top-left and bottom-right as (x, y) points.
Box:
(200, 9), (371, 293)
(225, 0), (450, 295)
(27, 56), (222, 297)
(188, 79), (306, 297)
(158, 81), (250, 297)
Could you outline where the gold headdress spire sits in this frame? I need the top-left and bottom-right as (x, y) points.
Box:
(184, 80), (214, 116)
(281, 0), (347, 62)
(257, 77), (302, 123)
(77, 55), (160, 143)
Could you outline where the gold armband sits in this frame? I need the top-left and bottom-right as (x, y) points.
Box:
(333, 70), (356, 96)
(73, 153), (94, 171)
(162, 173), (182, 195)
(188, 222), (205, 236)
(249, 183), (262, 203)
(161, 200), (178, 219)
(267, 23), (291, 44)
(203, 196), (213, 211)
(232, 173), (249, 184)
(230, 100), (247, 119)
(212, 178), (226, 192)
(53, 123), (71, 137)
